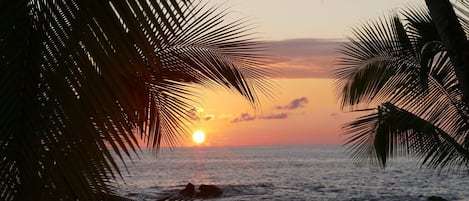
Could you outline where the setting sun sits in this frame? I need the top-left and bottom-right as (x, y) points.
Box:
(192, 130), (206, 144)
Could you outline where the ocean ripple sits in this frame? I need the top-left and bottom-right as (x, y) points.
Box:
(113, 146), (469, 201)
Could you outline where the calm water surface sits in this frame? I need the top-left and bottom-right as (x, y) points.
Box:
(114, 146), (469, 201)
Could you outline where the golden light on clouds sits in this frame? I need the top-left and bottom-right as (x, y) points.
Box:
(186, 78), (359, 147)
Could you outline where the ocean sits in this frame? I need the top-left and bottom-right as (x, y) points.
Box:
(114, 146), (469, 201)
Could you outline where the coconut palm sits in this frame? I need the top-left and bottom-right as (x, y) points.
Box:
(425, 0), (469, 103)
(1, 0), (270, 200)
(334, 4), (469, 169)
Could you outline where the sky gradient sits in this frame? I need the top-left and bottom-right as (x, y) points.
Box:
(180, 0), (420, 147)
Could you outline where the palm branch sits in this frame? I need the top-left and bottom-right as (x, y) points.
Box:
(1, 0), (271, 200)
(334, 4), (469, 169)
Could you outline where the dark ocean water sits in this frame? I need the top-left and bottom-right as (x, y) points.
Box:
(114, 146), (469, 201)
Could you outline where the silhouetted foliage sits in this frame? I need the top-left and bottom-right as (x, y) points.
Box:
(0, 0), (270, 200)
(335, 3), (469, 169)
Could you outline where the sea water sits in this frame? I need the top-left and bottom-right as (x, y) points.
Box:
(114, 146), (469, 201)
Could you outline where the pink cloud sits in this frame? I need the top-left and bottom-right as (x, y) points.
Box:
(204, 114), (215, 121)
(187, 108), (200, 121)
(187, 108), (214, 121)
(265, 38), (343, 78)
(231, 113), (256, 123)
(231, 112), (289, 123)
(276, 97), (309, 110)
(260, 113), (288, 120)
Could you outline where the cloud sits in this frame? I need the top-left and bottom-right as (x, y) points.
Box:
(265, 38), (343, 78)
(204, 114), (215, 121)
(187, 107), (214, 121)
(231, 113), (257, 123)
(230, 97), (310, 123)
(260, 113), (288, 120)
(187, 108), (200, 121)
(230, 112), (288, 123)
(277, 97), (309, 110)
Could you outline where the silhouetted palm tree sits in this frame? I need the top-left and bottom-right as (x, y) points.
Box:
(334, 5), (469, 169)
(425, 0), (469, 104)
(1, 0), (270, 200)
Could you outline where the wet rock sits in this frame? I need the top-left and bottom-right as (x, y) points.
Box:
(427, 196), (448, 201)
(197, 184), (223, 198)
(179, 183), (195, 197)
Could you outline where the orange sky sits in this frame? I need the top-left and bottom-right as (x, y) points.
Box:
(181, 78), (358, 147)
(169, 0), (419, 147)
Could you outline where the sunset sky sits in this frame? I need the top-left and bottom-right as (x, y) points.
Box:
(181, 0), (420, 147)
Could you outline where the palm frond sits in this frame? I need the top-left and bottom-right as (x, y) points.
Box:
(454, 0), (469, 37)
(336, 4), (469, 169)
(1, 0), (271, 200)
(344, 103), (469, 168)
(335, 14), (419, 110)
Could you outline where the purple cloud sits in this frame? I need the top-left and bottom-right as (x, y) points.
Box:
(231, 112), (289, 123)
(204, 114), (215, 121)
(266, 38), (343, 78)
(231, 113), (256, 123)
(187, 108), (200, 121)
(277, 97), (309, 110)
(260, 113), (288, 120)
(187, 108), (214, 121)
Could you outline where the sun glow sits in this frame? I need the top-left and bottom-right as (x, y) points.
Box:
(192, 130), (206, 144)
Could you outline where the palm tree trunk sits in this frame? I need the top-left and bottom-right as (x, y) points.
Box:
(425, 0), (469, 105)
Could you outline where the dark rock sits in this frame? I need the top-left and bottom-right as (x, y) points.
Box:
(427, 196), (448, 201)
(179, 183), (195, 197)
(197, 184), (223, 198)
